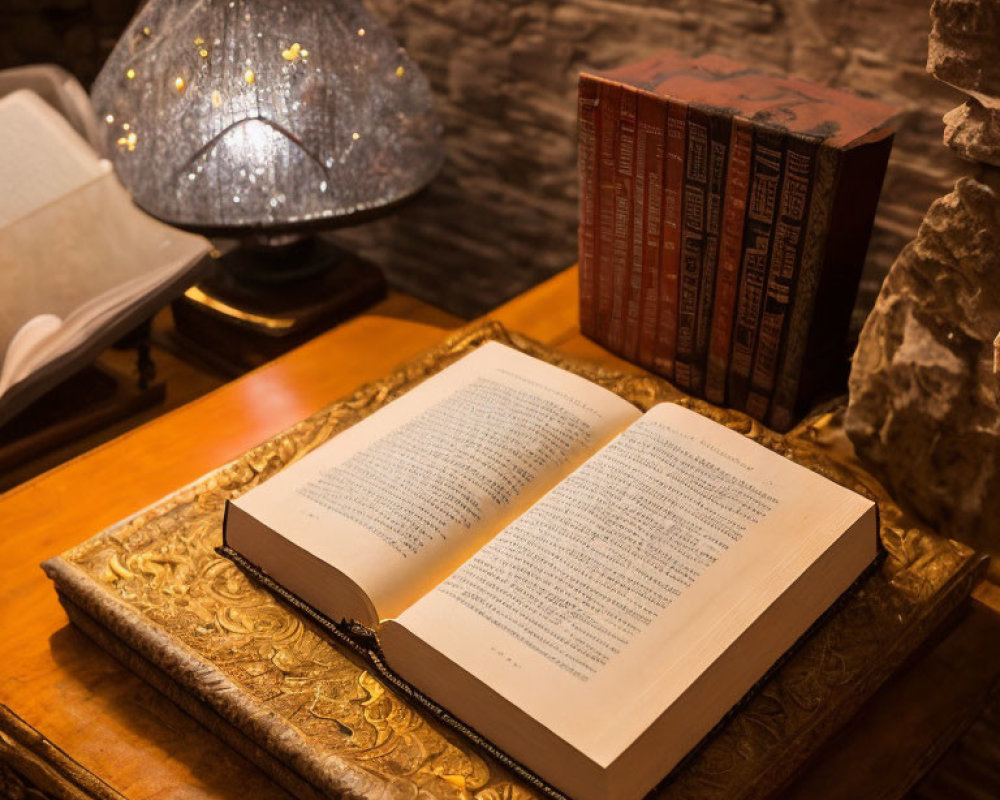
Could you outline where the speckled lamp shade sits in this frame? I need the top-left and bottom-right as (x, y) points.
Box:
(90, 0), (443, 234)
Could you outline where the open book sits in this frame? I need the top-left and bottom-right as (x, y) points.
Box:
(224, 341), (877, 800)
(0, 88), (209, 424)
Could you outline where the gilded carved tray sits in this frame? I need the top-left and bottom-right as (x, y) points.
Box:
(42, 322), (981, 800)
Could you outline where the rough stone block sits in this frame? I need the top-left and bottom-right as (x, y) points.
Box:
(943, 98), (1000, 165)
(846, 172), (1000, 550)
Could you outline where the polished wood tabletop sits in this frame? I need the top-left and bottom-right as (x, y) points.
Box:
(1, 267), (996, 800)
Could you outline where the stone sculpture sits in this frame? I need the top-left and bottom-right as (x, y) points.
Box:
(845, 0), (1000, 550)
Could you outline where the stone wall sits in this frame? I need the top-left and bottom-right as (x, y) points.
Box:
(353, 0), (968, 321)
(1, 1), (968, 322)
(0, 0), (133, 86)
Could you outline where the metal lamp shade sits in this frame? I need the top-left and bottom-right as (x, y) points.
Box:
(91, 0), (443, 233)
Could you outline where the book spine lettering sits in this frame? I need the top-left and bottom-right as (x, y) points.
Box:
(673, 106), (708, 391)
(596, 81), (620, 343)
(704, 118), (753, 405)
(768, 137), (891, 431)
(650, 100), (687, 379)
(635, 94), (666, 367)
(727, 129), (784, 411)
(607, 88), (637, 353)
(691, 113), (731, 396)
(577, 76), (600, 338)
(744, 136), (818, 421)
(767, 148), (838, 431)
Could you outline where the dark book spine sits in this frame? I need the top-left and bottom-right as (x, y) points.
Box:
(726, 128), (785, 411)
(607, 88), (637, 354)
(577, 76), (600, 338)
(744, 135), (818, 421)
(705, 117), (754, 406)
(595, 81), (620, 343)
(622, 90), (648, 361)
(690, 112), (731, 396)
(767, 145), (839, 432)
(673, 107), (709, 392)
(635, 93), (666, 367)
(768, 135), (893, 431)
(650, 99), (687, 378)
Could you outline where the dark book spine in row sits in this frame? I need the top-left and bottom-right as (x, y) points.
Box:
(650, 100), (687, 378)
(635, 93), (666, 367)
(705, 117), (754, 405)
(577, 77), (600, 339)
(727, 128), (785, 412)
(766, 145), (840, 431)
(673, 107), (708, 392)
(768, 137), (893, 431)
(691, 113), (731, 396)
(744, 136), (818, 420)
(596, 82), (620, 344)
(622, 92), (649, 361)
(607, 89), (637, 354)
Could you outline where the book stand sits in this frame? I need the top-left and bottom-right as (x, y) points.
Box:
(42, 322), (983, 800)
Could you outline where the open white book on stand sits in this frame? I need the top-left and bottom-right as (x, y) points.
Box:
(224, 341), (878, 800)
(0, 86), (210, 425)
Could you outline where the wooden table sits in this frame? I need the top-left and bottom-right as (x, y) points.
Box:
(1, 268), (997, 800)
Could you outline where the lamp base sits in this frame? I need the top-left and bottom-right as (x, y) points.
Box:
(171, 237), (387, 375)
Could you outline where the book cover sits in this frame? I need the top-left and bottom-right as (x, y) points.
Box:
(578, 50), (896, 426)
(607, 88), (637, 353)
(577, 76), (600, 338)
(727, 128), (785, 411)
(650, 99), (687, 378)
(674, 106), (709, 392)
(635, 93), (667, 368)
(768, 137), (893, 431)
(596, 81), (620, 343)
(745, 134), (819, 420)
(705, 117), (754, 405)
(691, 112), (731, 396)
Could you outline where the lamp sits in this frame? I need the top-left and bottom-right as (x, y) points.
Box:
(91, 0), (443, 371)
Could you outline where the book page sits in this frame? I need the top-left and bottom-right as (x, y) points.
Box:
(0, 88), (208, 392)
(0, 89), (105, 228)
(0, 172), (209, 394)
(230, 342), (642, 621)
(388, 402), (875, 770)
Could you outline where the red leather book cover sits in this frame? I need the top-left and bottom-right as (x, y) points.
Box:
(608, 88), (638, 355)
(579, 49), (896, 427)
(633, 92), (667, 367)
(650, 99), (687, 379)
(577, 75), (600, 338)
(691, 112), (731, 396)
(596, 81), (620, 343)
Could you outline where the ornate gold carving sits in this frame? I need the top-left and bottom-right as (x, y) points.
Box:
(49, 322), (980, 800)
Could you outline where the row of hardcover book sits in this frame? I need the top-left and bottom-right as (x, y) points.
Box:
(577, 53), (896, 431)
